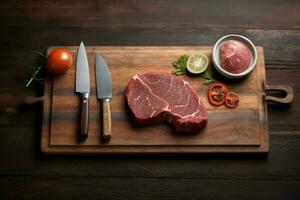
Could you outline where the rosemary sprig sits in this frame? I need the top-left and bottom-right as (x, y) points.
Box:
(25, 51), (47, 88)
(26, 65), (43, 87)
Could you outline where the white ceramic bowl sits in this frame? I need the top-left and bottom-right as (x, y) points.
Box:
(212, 34), (257, 79)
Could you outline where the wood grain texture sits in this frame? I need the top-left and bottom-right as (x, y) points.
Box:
(1, 176), (299, 200)
(265, 84), (294, 104)
(102, 100), (112, 141)
(0, 0), (299, 199)
(41, 46), (269, 154)
(1, 29), (299, 65)
(1, 0), (299, 30)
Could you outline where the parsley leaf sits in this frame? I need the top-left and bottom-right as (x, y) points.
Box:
(172, 54), (189, 76)
(201, 70), (215, 85)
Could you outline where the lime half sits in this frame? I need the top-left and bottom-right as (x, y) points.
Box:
(187, 53), (209, 74)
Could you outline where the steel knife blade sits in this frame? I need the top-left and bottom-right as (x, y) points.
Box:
(95, 53), (112, 141)
(75, 41), (90, 140)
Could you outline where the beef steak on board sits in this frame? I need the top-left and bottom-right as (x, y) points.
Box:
(125, 72), (208, 133)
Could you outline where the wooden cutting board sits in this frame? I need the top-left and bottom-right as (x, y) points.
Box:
(41, 46), (269, 154)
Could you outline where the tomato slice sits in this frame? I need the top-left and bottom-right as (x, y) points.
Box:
(208, 83), (229, 106)
(225, 92), (239, 108)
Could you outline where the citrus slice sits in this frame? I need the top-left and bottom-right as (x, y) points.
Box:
(187, 53), (209, 74)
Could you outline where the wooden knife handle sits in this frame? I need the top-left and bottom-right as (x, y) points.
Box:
(102, 99), (111, 141)
(80, 94), (89, 140)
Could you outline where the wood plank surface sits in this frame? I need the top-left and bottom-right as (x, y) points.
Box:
(1, 176), (299, 200)
(0, 0), (299, 199)
(1, 0), (299, 30)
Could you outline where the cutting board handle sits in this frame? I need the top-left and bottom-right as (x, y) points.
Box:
(264, 83), (294, 104)
(23, 96), (44, 104)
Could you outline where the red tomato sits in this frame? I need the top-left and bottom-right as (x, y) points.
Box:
(46, 49), (73, 74)
(208, 83), (229, 106)
(225, 92), (239, 108)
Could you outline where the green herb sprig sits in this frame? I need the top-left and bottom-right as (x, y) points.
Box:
(172, 54), (216, 85)
(172, 54), (189, 75)
(25, 51), (47, 88)
(201, 70), (215, 85)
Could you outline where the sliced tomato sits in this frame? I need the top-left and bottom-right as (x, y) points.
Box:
(208, 83), (229, 106)
(225, 92), (239, 108)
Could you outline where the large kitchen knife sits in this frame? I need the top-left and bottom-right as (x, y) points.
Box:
(75, 42), (90, 140)
(95, 53), (112, 141)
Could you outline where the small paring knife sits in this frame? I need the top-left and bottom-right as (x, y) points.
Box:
(75, 42), (90, 140)
(95, 53), (112, 141)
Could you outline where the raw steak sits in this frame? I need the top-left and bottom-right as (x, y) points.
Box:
(125, 72), (208, 133)
(219, 40), (252, 74)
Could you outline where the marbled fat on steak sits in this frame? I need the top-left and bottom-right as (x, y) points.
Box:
(125, 72), (208, 133)
(220, 40), (252, 74)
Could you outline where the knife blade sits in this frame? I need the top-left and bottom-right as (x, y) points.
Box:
(95, 53), (112, 141)
(75, 42), (90, 140)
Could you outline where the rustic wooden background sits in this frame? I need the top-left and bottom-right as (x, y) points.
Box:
(0, 0), (299, 199)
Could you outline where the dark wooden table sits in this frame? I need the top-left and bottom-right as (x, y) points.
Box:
(0, 1), (299, 199)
